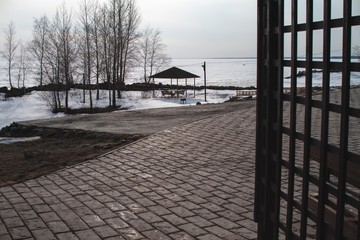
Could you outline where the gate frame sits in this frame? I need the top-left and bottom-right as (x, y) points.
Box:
(255, 0), (360, 239)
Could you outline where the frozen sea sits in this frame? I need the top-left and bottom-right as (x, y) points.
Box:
(1, 58), (360, 129)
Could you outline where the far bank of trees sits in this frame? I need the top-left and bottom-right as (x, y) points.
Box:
(1, 0), (170, 112)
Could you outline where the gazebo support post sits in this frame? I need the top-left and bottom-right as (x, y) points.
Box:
(194, 78), (196, 98)
(177, 79), (179, 97)
(185, 79), (188, 97)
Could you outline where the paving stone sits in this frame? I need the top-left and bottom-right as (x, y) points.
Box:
(153, 221), (179, 234)
(200, 202), (225, 212)
(211, 217), (239, 230)
(205, 225), (234, 239)
(3, 216), (24, 228)
(8, 226), (32, 239)
(32, 204), (51, 213)
(232, 227), (258, 240)
(24, 217), (47, 230)
(93, 225), (119, 238)
(178, 223), (208, 236)
(92, 207), (117, 219)
(162, 214), (188, 226)
(0, 223), (7, 235)
(0, 209), (18, 218)
(155, 199), (178, 208)
(56, 232), (80, 240)
(197, 234), (223, 240)
(169, 206), (195, 218)
(105, 217), (129, 229)
(104, 236), (126, 240)
(32, 228), (56, 240)
(116, 227), (144, 240)
(0, 234), (11, 240)
(47, 221), (70, 233)
(72, 206), (94, 216)
(143, 229), (171, 240)
(147, 205), (171, 216)
(138, 211), (163, 223)
(7, 197), (26, 205)
(17, 210), (38, 221)
(118, 210), (138, 221)
(127, 203), (147, 214)
(13, 202), (32, 212)
(128, 219), (153, 232)
(192, 209), (219, 220)
(218, 210), (244, 222)
(64, 217), (89, 231)
(81, 214), (106, 227)
(169, 231), (196, 240)
(186, 216), (213, 228)
(76, 229), (102, 240)
(39, 212), (61, 222)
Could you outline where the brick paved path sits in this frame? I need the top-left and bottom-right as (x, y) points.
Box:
(0, 106), (257, 240)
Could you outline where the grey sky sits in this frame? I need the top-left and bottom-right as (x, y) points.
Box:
(0, 0), (257, 58)
(1, 1), (358, 59)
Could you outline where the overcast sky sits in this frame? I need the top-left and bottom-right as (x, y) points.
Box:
(0, 0), (257, 59)
(1, 1), (359, 59)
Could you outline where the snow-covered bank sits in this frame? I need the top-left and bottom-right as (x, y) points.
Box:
(0, 89), (237, 130)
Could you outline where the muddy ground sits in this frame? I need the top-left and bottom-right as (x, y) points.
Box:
(0, 124), (143, 187)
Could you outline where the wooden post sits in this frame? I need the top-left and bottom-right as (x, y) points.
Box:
(177, 79), (179, 97)
(185, 79), (188, 97)
(194, 78), (196, 98)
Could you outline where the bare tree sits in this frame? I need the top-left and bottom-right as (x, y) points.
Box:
(138, 26), (170, 83)
(120, 0), (141, 85)
(52, 3), (77, 111)
(78, 0), (95, 109)
(1, 21), (19, 89)
(92, 1), (102, 100)
(103, 0), (140, 107)
(29, 15), (50, 86)
(99, 3), (113, 106)
(16, 43), (30, 89)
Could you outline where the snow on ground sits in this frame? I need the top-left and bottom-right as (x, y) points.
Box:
(0, 89), (236, 130)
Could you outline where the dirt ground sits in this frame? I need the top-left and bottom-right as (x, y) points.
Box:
(0, 125), (143, 187)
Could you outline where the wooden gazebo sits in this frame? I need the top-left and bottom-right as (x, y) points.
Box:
(149, 67), (200, 98)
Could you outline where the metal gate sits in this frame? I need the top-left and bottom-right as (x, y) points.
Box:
(255, 0), (360, 239)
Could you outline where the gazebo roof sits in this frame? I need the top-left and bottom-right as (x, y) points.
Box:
(149, 67), (200, 79)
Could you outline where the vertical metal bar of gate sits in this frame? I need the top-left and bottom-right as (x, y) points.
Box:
(299, 0), (313, 238)
(335, 0), (351, 238)
(255, 0), (282, 238)
(274, 0), (285, 238)
(285, 0), (298, 237)
(316, 1), (331, 238)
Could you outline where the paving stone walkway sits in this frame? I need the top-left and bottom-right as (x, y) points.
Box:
(0, 106), (257, 240)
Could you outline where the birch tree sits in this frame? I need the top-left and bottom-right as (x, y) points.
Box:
(16, 43), (30, 89)
(29, 15), (50, 86)
(1, 21), (19, 89)
(138, 26), (170, 83)
(52, 3), (77, 111)
(105, 0), (140, 107)
(78, 0), (94, 108)
(92, 1), (102, 100)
